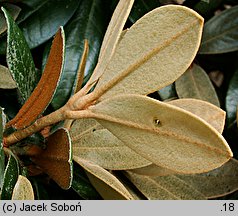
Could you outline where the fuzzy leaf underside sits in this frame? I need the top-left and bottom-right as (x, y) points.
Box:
(125, 171), (206, 200)
(6, 27), (65, 129)
(71, 118), (151, 170)
(94, 5), (203, 100)
(88, 94), (232, 174)
(31, 128), (73, 190)
(175, 63), (220, 107)
(168, 98), (225, 133)
(88, 0), (134, 85)
(11, 175), (34, 200)
(75, 158), (134, 200)
(177, 158), (238, 199)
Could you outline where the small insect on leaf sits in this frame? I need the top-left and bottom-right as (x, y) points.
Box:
(31, 128), (73, 190)
(75, 158), (134, 200)
(6, 27), (65, 129)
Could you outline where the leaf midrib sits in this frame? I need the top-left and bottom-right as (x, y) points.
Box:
(96, 18), (201, 97)
(88, 111), (229, 157)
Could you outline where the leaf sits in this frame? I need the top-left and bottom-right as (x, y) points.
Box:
(177, 158), (238, 199)
(15, 0), (48, 24)
(87, 0), (134, 86)
(225, 67), (238, 128)
(0, 64), (17, 89)
(0, 3), (21, 35)
(11, 175), (34, 200)
(175, 63), (220, 107)
(74, 158), (134, 200)
(51, 0), (109, 109)
(71, 118), (151, 170)
(88, 94), (232, 174)
(31, 179), (49, 200)
(0, 154), (19, 200)
(6, 27), (65, 129)
(168, 98), (225, 133)
(130, 164), (175, 176)
(31, 128), (73, 190)
(125, 171), (206, 200)
(199, 5), (238, 54)
(94, 5), (203, 101)
(72, 163), (102, 200)
(0, 146), (5, 190)
(73, 40), (89, 94)
(19, 0), (79, 49)
(2, 7), (37, 102)
(0, 107), (6, 189)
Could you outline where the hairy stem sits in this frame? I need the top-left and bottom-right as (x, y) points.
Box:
(4, 91), (98, 146)
(4, 106), (67, 146)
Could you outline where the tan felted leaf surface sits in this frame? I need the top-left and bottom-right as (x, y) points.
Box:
(7, 27), (65, 129)
(88, 94), (232, 174)
(175, 63), (220, 107)
(168, 98), (225, 133)
(129, 164), (175, 176)
(0, 64), (17, 89)
(125, 171), (206, 200)
(11, 175), (34, 200)
(74, 158), (134, 200)
(176, 158), (238, 199)
(71, 118), (151, 170)
(94, 5), (203, 100)
(88, 0), (134, 85)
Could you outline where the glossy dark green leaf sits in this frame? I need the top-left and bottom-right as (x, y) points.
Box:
(128, 0), (160, 23)
(225, 67), (238, 128)
(72, 164), (101, 200)
(199, 5), (238, 54)
(0, 107), (5, 190)
(0, 3), (21, 36)
(18, 0), (79, 50)
(0, 1), (48, 54)
(31, 179), (49, 200)
(0, 154), (19, 200)
(2, 7), (37, 102)
(51, 0), (109, 109)
(16, 0), (48, 24)
(195, 0), (222, 18)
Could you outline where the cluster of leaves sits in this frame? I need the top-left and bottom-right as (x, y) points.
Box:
(0, 0), (238, 200)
